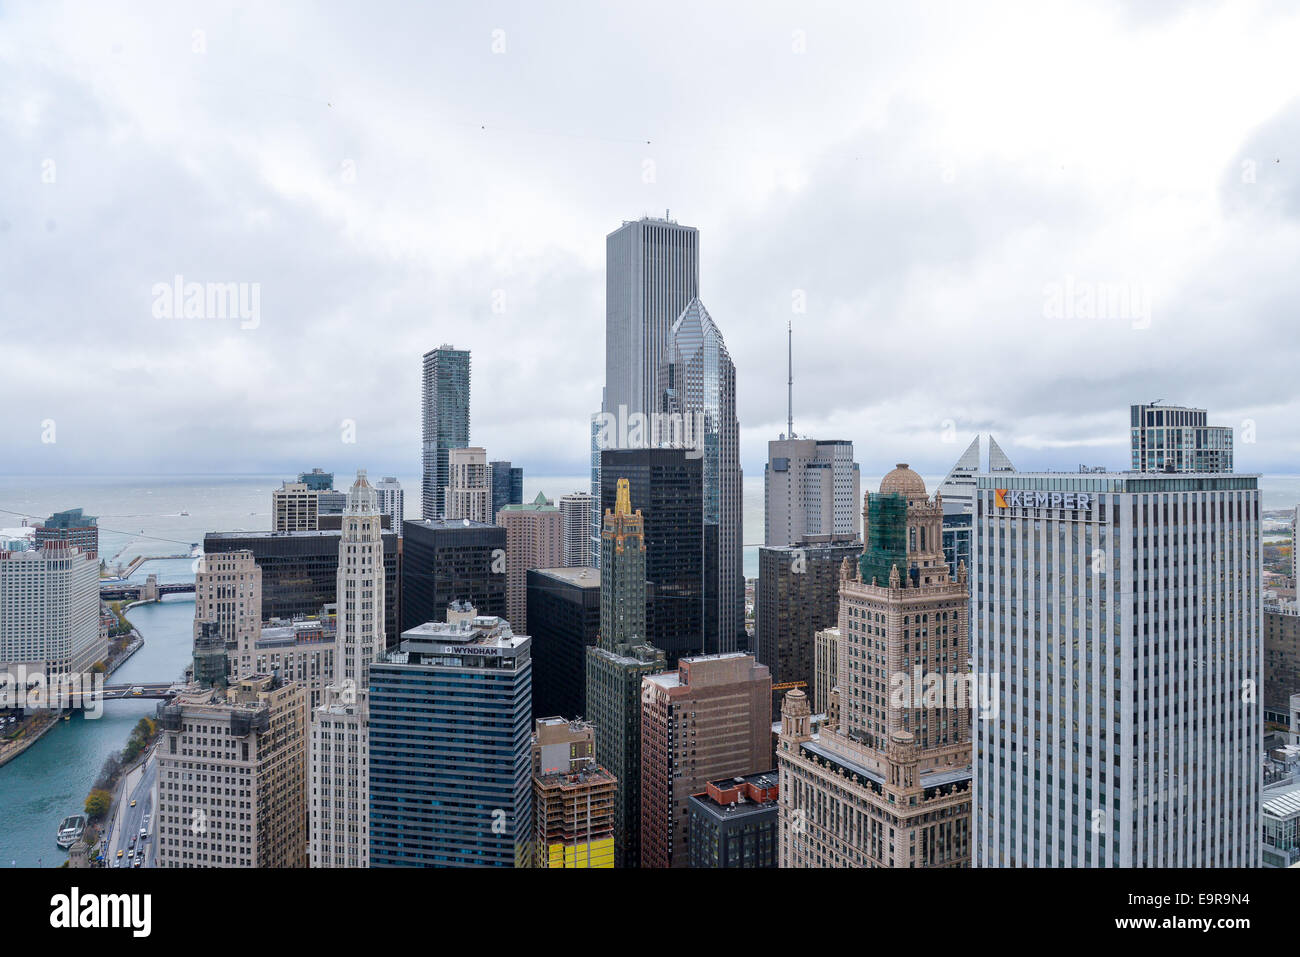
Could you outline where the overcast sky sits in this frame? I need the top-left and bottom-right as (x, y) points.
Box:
(3, 0), (1300, 482)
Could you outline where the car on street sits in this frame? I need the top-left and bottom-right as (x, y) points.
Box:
(129, 799), (136, 807)
(116, 849), (123, 859)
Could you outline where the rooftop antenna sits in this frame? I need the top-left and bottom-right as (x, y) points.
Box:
(787, 318), (794, 439)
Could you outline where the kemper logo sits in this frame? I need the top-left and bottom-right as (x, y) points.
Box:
(995, 489), (1092, 511)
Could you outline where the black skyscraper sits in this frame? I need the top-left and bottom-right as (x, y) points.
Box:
(401, 518), (506, 630)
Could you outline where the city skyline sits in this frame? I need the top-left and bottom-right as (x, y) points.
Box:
(6, 4), (1300, 481)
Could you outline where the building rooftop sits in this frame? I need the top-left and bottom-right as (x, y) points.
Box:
(531, 566), (600, 587)
(1263, 777), (1300, 820)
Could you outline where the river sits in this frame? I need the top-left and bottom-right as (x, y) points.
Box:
(0, 595), (194, 868)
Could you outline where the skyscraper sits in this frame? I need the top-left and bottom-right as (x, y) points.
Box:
(604, 216), (700, 422)
(532, 717), (616, 868)
(526, 567), (601, 721)
(779, 465), (973, 868)
(497, 492), (563, 634)
(1130, 402), (1234, 473)
(34, 508), (99, 559)
(445, 446), (490, 523)
(659, 298), (743, 653)
(641, 653), (772, 868)
(421, 345), (471, 520)
(373, 477), (405, 539)
(764, 439), (860, 546)
(310, 470), (385, 868)
(0, 540), (102, 678)
(585, 480), (665, 867)
(490, 460), (524, 518)
(935, 435), (1015, 581)
(972, 470), (1260, 866)
(558, 492), (595, 567)
(400, 518), (506, 630)
(600, 448), (704, 663)
(193, 549), (261, 680)
(369, 605), (533, 867)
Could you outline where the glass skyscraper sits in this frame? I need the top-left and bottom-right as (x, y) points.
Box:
(421, 345), (470, 520)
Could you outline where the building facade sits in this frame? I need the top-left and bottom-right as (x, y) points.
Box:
(369, 607), (533, 867)
(445, 446), (491, 524)
(764, 439), (859, 547)
(1130, 402), (1234, 473)
(1265, 602), (1300, 726)
(779, 465), (973, 869)
(400, 518), (506, 631)
(526, 567), (600, 721)
(34, 508), (99, 559)
(973, 470), (1261, 866)
(533, 716), (616, 868)
(0, 541), (103, 677)
(374, 477), (405, 539)
(421, 345), (471, 520)
(490, 460), (524, 519)
(193, 549), (261, 680)
(498, 492), (563, 635)
(641, 653), (772, 868)
(559, 492), (595, 567)
(688, 771), (780, 868)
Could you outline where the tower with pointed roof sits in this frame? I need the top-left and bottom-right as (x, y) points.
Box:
(778, 464), (972, 868)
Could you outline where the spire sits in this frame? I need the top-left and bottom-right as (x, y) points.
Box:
(787, 318), (794, 439)
(988, 435), (1015, 472)
(615, 477), (631, 516)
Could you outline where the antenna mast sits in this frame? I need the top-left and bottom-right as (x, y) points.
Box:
(787, 319), (794, 439)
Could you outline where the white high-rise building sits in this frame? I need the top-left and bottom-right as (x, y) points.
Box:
(764, 438), (860, 546)
(972, 471), (1261, 867)
(558, 492), (595, 567)
(310, 470), (386, 868)
(444, 446), (490, 524)
(0, 541), (102, 678)
(193, 550), (261, 680)
(374, 477), (405, 538)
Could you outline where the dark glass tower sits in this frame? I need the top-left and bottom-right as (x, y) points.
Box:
(489, 460), (524, 519)
(421, 346), (470, 520)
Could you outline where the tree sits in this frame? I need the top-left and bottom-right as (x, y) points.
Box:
(84, 789), (112, 819)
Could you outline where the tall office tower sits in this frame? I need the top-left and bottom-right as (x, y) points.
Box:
(936, 435), (1015, 581)
(972, 470), (1261, 867)
(812, 626), (839, 717)
(1293, 506), (1299, 586)
(193, 549), (261, 680)
(659, 298), (743, 653)
(559, 492), (595, 567)
(310, 471), (385, 869)
(688, 772), (780, 868)
(600, 448), (704, 663)
(1265, 601), (1300, 726)
(34, 508), (99, 559)
(445, 446), (491, 523)
(205, 529), (399, 644)
(605, 215), (700, 424)
(641, 653), (772, 868)
(156, 675), (308, 868)
(497, 493), (563, 634)
(527, 567), (601, 720)
(586, 480), (666, 867)
(0, 541), (102, 677)
(764, 440), (860, 547)
(532, 716), (617, 868)
(373, 477), (405, 539)
(369, 606), (533, 867)
(590, 408), (603, 568)
(400, 518), (506, 630)
(421, 345), (471, 520)
(273, 482), (319, 531)
(489, 460), (524, 518)
(1130, 402), (1234, 473)
(779, 465), (973, 868)
(755, 540), (862, 693)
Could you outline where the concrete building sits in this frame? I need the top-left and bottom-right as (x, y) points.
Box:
(973, 470), (1261, 866)
(764, 439), (859, 547)
(310, 471), (386, 869)
(204, 528), (399, 645)
(489, 460), (524, 519)
(193, 549), (261, 680)
(34, 508), (99, 559)
(253, 616), (336, 710)
(498, 492), (563, 635)
(779, 465), (973, 868)
(533, 717), (616, 868)
(812, 626), (839, 718)
(156, 674), (308, 867)
(400, 518), (505, 631)
(688, 771), (780, 868)
(445, 446), (490, 524)
(369, 606), (533, 867)
(526, 567), (600, 721)
(421, 345), (471, 520)
(272, 482), (319, 532)
(659, 298), (743, 654)
(1130, 402), (1234, 473)
(1266, 601), (1300, 726)
(754, 540), (861, 694)
(373, 477), (405, 539)
(0, 541), (103, 678)
(641, 652), (772, 868)
(559, 492), (595, 567)
(584, 480), (665, 867)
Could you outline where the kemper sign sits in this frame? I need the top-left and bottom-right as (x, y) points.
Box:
(994, 489), (1093, 511)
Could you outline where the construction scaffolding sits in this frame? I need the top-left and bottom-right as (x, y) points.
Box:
(859, 492), (908, 586)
